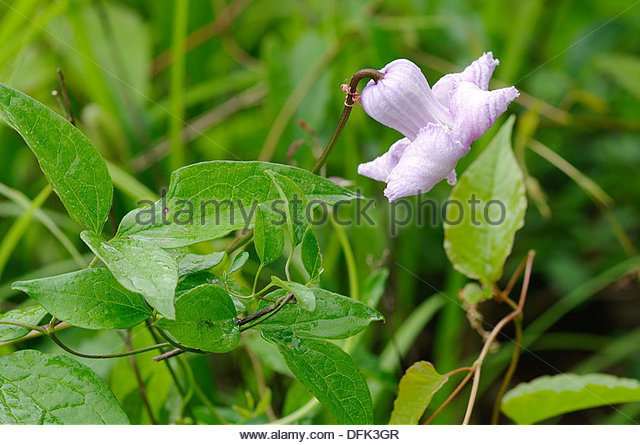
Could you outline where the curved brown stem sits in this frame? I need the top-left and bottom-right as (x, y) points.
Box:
(311, 69), (384, 174)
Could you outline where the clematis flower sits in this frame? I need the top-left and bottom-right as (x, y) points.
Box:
(358, 53), (519, 201)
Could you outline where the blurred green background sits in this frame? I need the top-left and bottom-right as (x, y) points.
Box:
(0, 0), (639, 424)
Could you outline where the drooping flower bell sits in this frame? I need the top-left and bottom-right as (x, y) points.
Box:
(358, 53), (519, 201)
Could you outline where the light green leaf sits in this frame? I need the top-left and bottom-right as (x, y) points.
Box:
(262, 330), (373, 425)
(172, 250), (225, 276)
(229, 251), (249, 275)
(271, 277), (316, 312)
(502, 373), (640, 425)
(258, 288), (383, 339)
(0, 84), (112, 233)
(444, 116), (526, 283)
(389, 361), (448, 425)
(117, 161), (356, 248)
(460, 282), (492, 305)
(80, 231), (178, 319)
(0, 350), (129, 424)
(254, 203), (284, 266)
(0, 305), (48, 342)
(265, 170), (309, 246)
(12, 269), (151, 330)
(157, 284), (239, 353)
(301, 228), (322, 279)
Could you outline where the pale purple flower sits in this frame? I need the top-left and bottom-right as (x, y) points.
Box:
(358, 53), (519, 201)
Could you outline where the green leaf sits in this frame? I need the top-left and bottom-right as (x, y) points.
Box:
(361, 268), (389, 309)
(157, 284), (239, 353)
(265, 170), (309, 246)
(459, 282), (492, 305)
(172, 250), (225, 276)
(259, 288), (383, 339)
(12, 269), (152, 330)
(389, 361), (448, 425)
(0, 84), (112, 233)
(176, 271), (250, 314)
(501, 373), (640, 425)
(262, 330), (373, 425)
(117, 161), (356, 248)
(301, 228), (322, 279)
(0, 305), (48, 342)
(254, 203), (284, 266)
(80, 231), (178, 319)
(444, 116), (526, 283)
(229, 251), (249, 275)
(271, 277), (316, 312)
(0, 350), (129, 424)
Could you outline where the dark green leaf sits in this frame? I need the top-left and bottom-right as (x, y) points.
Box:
(265, 170), (309, 246)
(262, 330), (373, 425)
(81, 231), (178, 319)
(502, 373), (640, 425)
(0, 84), (112, 233)
(259, 288), (383, 339)
(229, 251), (249, 275)
(301, 228), (322, 279)
(176, 271), (250, 313)
(271, 277), (315, 312)
(389, 361), (448, 425)
(0, 305), (48, 342)
(157, 284), (239, 353)
(0, 350), (128, 424)
(117, 161), (358, 248)
(444, 116), (526, 282)
(254, 203), (284, 266)
(13, 269), (152, 330)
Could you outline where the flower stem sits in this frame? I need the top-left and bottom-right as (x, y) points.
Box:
(491, 316), (522, 424)
(311, 69), (384, 174)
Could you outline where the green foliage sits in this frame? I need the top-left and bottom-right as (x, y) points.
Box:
(157, 284), (239, 353)
(389, 361), (448, 425)
(444, 117), (526, 284)
(265, 170), (310, 246)
(259, 289), (382, 424)
(173, 250), (225, 276)
(117, 161), (358, 248)
(0, 305), (47, 342)
(0, 350), (128, 424)
(228, 251), (249, 275)
(254, 204), (285, 266)
(301, 229), (322, 279)
(271, 277), (316, 312)
(459, 282), (492, 305)
(80, 231), (178, 319)
(258, 289), (383, 339)
(0, 84), (112, 233)
(501, 373), (640, 425)
(262, 330), (374, 425)
(1, 0), (639, 427)
(13, 269), (151, 330)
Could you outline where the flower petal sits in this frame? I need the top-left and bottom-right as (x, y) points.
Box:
(450, 82), (519, 146)
(357, 138), (410, 183)
(384, 123), (467, 201)
(433, 52), (500, 106)
(361, 59), (453, 140)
